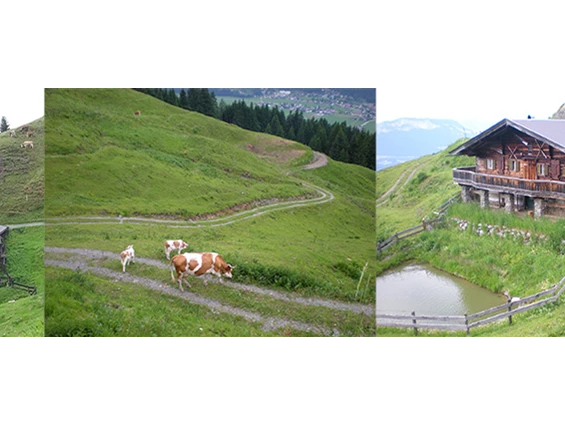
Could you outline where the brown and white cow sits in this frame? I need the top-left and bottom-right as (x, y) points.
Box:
(134, 110), (141, 117)
(164, 239), (189, 260)
(20, 141), (33, 148)
(120, 245), (135, 272)
(9, 130), (15, 137)
(170, 252), (234, 292)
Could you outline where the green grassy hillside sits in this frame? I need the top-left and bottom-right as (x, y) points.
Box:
(45, 89), (314, 218)
(0, 226), (44, 336)
(0, 117), (44, 224)
(0, 118), (44, 336)
(45, 89), (376, 336)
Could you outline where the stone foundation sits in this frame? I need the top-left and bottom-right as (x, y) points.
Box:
(461, 185), (473, 203)
(476, 189), (489, 209)
(534, 198), (545, 218)
(502, 193), (515, 213)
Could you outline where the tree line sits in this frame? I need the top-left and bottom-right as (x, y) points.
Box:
(134, 88), (375, 170)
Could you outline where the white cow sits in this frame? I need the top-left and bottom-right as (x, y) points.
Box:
(164, 239), (189, 260)
(120, 245), (135, 272)
(20, 141), (34, 148)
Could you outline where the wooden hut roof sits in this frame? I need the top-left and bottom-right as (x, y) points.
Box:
(450, 118), (565, 156)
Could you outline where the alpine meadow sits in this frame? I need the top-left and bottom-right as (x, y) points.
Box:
(0, 117), (45, 337)
(44, 88), (376, 337)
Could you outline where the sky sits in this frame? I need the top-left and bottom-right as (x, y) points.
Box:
(0, 87), (44, 130)
(378, 84), (565, 132)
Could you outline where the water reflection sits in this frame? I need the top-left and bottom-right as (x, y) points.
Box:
(376, 263), (506, 316)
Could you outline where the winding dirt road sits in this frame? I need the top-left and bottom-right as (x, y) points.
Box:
(45, 247), (374, 335)
(41, 152), (376, 335)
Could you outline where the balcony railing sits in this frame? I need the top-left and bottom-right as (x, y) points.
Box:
(453, 166), (565, 199)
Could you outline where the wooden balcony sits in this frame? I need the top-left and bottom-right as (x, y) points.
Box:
(453, 166), (565, 200)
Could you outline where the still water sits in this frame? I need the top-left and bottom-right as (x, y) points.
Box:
(376, 263), (507, 316)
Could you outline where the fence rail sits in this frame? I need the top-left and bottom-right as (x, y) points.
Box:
(377, 194), (460, 253)
(377, 276), (565, 335)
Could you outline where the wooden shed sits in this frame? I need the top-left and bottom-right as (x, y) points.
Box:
(450, 119), (565, 217)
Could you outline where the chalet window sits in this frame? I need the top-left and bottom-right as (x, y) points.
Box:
(510, 159), (520, 172)
(537, 163), (548, 177)
(486, 158), (496, 170)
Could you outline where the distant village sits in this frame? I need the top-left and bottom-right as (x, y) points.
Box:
(254, 89), (375, 128)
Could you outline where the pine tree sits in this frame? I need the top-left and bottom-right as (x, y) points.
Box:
(179, 89), (188, 109)
(268, 113), (284, 137)
(0, 116), (9, 132)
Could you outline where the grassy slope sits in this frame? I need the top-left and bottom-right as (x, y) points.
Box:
(377, 141), (565, 336)
(45, 89), (376, 336)
(0, 118), (44, 336)
(45, 89), (313, 218)
(0, 226), (44, 337)
(0, 117), (44, 224)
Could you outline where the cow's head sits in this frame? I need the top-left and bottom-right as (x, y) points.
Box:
(224, 264), (234, 279)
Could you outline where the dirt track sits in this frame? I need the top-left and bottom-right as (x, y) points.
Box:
(45, 247), (375, 335)
(303, 151), (328, 170)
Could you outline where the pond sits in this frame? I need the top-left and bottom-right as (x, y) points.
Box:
(376, 262), (507, 316)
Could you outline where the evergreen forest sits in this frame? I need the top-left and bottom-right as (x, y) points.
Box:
(134, 88), (376, 170)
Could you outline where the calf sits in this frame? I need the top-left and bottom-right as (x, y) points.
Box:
(120, 245), (135, 272)
(20, 141), (33, 148)
(164, 239), (189, 260)
(170, 252), (233, 292)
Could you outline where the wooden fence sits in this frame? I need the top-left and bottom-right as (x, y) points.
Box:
(377, 275), (565, 335)
(0, 226), (37, 296)
(377, 194), (461, 253)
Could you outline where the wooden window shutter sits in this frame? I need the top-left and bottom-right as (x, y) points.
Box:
(497, 156), (504, 173)
(551, 159), (560, 179)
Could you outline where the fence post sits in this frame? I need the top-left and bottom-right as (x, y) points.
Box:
(411, 311), (418, 336)
(507, 300), (513, 325)
(464, 313), (470, 336)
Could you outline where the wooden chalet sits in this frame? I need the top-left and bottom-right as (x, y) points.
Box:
(450, 118), (565, 217)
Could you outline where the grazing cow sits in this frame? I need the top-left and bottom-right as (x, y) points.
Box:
(134, 110), (141, 117)
(20, 141), (33, 148)
(170, 252), (234, 292)
(164, 239), (189, 260)
(20, 125), (29, 132)
(26, 131), (34, 137)
(120, 245), (135, 272)
(9, 130), (15, 137)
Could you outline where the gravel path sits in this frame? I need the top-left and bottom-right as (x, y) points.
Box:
(45, 247), (376, 335)
(46, 182), (334, 228)
(303, 151), (328, 170)
(376, 160), (430, 207)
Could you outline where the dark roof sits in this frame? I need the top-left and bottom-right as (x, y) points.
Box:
(450, 118), (565, 156)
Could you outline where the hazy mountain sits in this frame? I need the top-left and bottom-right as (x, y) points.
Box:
(552, 103), (565, 119)
(376, 118), (476, 170)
